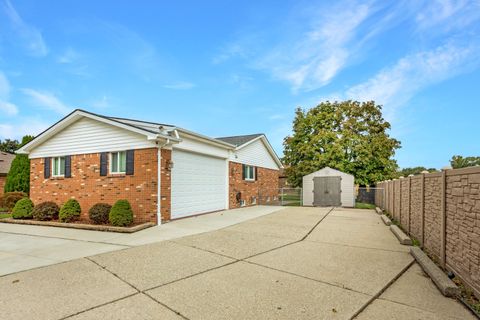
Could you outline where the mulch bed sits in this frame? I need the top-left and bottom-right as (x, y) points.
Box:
(0, 218), (154, 233)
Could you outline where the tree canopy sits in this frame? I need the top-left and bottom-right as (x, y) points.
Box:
(396, 167), (437, 178)
(4, 135), (34, 194)
(0, 135), (34, 154)
(450, 155), (480, 169)
(283, 100), (400, 187)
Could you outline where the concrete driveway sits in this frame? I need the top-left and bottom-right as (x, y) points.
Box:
(0, 206), (282, 276)
(0, 207), (475, 319)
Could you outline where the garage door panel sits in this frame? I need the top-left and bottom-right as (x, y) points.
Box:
(171, 150), (227, 219)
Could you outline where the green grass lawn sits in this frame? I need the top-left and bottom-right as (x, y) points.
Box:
(0, 213), (12, 219)
(280, 194), (301, 201)
(355, 202), (376, 209)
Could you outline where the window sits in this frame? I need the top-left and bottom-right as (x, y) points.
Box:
(110, 151), (127, 174)
(52, 157), (65, 177)
(244, 165), (255, 181)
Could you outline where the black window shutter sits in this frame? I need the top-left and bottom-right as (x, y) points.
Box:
(100, 152), (108, 176)
(126, 150), (134, 175)
(44, 157), (51, 179)
(64, 155), (72, 178)
(255, 167), (258, 181)
(242, 164), (246, 180)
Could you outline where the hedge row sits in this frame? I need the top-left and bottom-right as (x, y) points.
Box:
(11, 198), (134, 227)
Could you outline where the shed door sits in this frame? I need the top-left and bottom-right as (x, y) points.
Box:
(171, 149), (227, 219)
(313, 176), (341, 206)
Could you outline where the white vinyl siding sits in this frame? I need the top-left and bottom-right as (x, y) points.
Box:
(232, 139), (280, 170)
(29, 117), (156, 158)
(302, 167), (355, 207)
(175, 133), (230, 159)
(110, 151), (126, 174)
(52, 157), (65, 177)
(171, 149), (227, 219)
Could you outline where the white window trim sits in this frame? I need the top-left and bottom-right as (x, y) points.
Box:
(109, 151), (127, 174)
(245, 165), (255, 181)
(52, 156), (65, 177)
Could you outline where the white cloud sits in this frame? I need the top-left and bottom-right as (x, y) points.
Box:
(0, 71), (18, 116)
(21, 88), (72, 115)
(0, 101), (18, 116)
(0, 117), (49, 140)
(57, 47), (80, 64)
(91, 95), (109, 109)
(162, 81), (196, 90)
(254, 2), (372, 92)
(1, 0), (48, 56)
(415, 0), (480, 32)
(0, 72), (11, 97)
(346, 42), (480, 119)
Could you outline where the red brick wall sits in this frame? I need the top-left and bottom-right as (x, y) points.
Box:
(0, 176), (5, 195)
(30, 148), (172, 224)
(228, 161), (279, 209)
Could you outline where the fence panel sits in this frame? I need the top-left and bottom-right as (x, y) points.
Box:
(376, 167), (480, 297)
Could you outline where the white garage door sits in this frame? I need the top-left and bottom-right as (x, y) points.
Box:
(171, 149), (227, 219)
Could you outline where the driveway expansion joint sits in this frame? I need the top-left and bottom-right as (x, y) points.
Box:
(350, 259), (416, 319)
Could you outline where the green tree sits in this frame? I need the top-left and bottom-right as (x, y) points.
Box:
(0, 139), (20, 153)
(450, 155), (480, 169)
(283, 100), (400, 186)
(4, 135), (35, 194)
(396, 167), (437, 178)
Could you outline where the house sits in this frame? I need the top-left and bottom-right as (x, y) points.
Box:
(0, 151), (15, 194)
(302, 167), (355, 207)
(17, 109), (282, 224)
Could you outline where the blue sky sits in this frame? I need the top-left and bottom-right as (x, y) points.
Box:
(0, 0), (479, 169)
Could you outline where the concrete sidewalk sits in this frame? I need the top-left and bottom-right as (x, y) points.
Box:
(0, 207), (475, 319)
(0, 205), (283, 276)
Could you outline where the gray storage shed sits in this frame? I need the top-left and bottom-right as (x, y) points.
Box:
(302, 167), (355, 207)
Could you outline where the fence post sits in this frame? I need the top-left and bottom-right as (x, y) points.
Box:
(440, 170), (447, 268)
(421, 173), (425, 247)
(399, 179), (402, 223)
(408, 176), (411, 233)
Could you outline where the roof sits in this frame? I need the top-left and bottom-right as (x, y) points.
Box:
(304, 166), (354, 178)
(216, 134), (264, 147)
(0, 151), (15, 175)
(16, 109), (283, 168)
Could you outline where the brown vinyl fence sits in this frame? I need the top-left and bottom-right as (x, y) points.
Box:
(375, 167), (480, 297)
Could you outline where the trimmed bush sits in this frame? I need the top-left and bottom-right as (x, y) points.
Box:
(12, 198), (34, 219)
(109, 200), (133, 227)
(59, 199), (81, 223)
(89, 203), (111, 224)
(0, 192), (28, 211)
(32, 201), (60, 221)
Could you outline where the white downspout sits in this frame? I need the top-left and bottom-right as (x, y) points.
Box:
(157, 139), (170, 225)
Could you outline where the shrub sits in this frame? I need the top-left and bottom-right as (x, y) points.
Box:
(59, 199), (81, 223)
(0, 192), (28, 211)
(12, 198), (34, 219)
(32, 201), (60, 221)
(88, 203), (111, 224)
(109, 200), (133, 227)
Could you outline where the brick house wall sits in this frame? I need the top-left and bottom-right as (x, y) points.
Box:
(0, 176), (5, 195)
(30, 148), (172, 224)
(228, 161), (279, 209)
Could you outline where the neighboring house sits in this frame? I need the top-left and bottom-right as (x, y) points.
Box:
(17, 109), (282, 224)
(0, 151), (15, 194)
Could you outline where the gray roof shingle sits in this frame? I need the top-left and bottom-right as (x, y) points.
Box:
(0, 151), (15, 175)
(216, 134), (263, 147)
